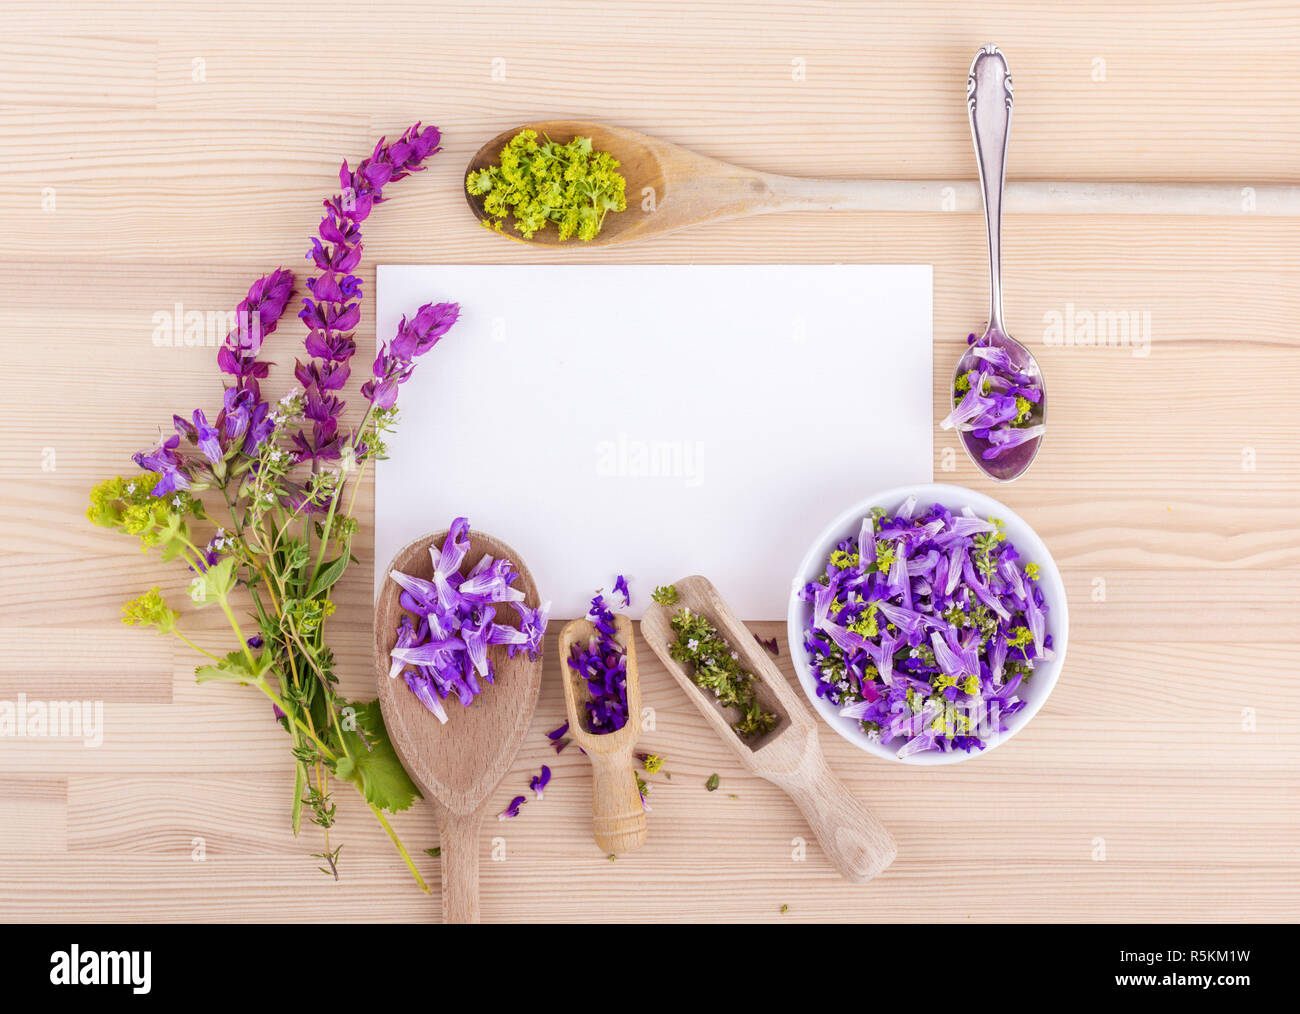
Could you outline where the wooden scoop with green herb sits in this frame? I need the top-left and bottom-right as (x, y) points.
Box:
(641, 576), (896, 884)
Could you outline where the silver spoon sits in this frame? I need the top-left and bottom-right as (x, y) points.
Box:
(952, 45), (1045, 482)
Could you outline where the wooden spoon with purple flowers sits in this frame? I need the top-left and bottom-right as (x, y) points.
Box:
(374, 527), (544, 924)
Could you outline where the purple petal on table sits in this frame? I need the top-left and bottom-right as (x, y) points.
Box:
(497, 795), (526, 820)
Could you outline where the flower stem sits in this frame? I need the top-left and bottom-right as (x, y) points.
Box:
(368, 802), (430, 894)
(251, 679), (337, 762)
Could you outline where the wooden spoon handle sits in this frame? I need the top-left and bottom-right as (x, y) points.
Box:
(589, 751), (648, 855)
(767, 749), (897, 884)
(438, 810), (484, 923)
(755, 176), (1300, 216)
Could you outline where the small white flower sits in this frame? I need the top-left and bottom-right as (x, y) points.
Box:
(729, 651), (738, 660)
(171, 496), (182, 508)
(126, 482), (136, 494)
(687, 638), (699, 651)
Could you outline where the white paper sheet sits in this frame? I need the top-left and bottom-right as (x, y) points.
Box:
(375, 264), (932, 619)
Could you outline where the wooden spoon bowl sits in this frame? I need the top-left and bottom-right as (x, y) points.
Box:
(374, 528), (544, 923)
(464, 119), (757, 247)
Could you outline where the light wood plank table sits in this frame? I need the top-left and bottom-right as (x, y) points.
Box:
(1, 1), (1297, 922)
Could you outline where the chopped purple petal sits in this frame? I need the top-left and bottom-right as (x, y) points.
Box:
(529, 765), (551, 799)
(387, 517), (547, 722)
(947, 333), (1044, 458)
(567, 580), (633, 734)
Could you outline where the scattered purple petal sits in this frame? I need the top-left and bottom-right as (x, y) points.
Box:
(497, 795), (526, 821)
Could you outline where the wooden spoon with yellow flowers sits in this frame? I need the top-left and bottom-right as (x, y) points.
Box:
(465, 120), (1300, 247)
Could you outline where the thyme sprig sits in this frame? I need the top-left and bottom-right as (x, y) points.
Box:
(664, 595), (777, 741)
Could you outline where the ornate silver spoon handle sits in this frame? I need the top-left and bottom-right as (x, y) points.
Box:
(968, 44), (1014, 336)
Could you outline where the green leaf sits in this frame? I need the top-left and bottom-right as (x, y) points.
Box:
(194, 648), (273, 685)
(192, 557), (237, 605)
(307, 556), (348, 599)
(334, 700), (420, 812)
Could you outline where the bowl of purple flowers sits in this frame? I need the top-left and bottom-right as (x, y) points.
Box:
(787, 483), (1067, 765)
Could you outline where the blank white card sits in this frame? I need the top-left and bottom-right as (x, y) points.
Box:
(375, 264), (932, 619)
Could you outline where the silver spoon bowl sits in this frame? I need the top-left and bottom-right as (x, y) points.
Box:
(952, 46), (1045, 482)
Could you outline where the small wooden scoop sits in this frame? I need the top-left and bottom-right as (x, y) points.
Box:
(466, 120), (1300, 248)
(557, 614), (647, 855)
(641, 576), (896, 883)
(374, 529), (544, 923)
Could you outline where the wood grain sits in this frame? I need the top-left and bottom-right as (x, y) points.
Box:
(0, 0), (1297, 922)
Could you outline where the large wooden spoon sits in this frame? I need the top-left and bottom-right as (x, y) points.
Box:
(557, 613), (647, 855)
(465, 120), (1300, 247)
(374, 529), (544, 923)
(641, 575), (896, 883)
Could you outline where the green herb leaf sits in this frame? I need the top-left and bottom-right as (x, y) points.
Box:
(651, 584), (679, 606)
(307, 555), (349, 599)
(705, 773), (720, 792)
(333, 700), (421, 813)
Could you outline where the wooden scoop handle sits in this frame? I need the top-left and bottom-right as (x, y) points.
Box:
(766, 747), (897, 884)
(438, 809), (484, 923)
(589, 751), (648, 854)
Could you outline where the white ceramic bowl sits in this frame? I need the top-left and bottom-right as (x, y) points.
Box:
(786, 482), (1068, 765)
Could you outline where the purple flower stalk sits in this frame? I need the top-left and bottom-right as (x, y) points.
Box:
(137, 271), (297, 498)
(216, 267), (296, 401)
(294, 124), (443, 464)
(362, 301), (460, 410)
